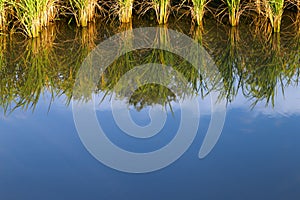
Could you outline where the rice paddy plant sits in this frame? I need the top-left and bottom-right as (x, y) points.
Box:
(156, 0), (171, 24)
(190, 0), (209, 27)
(255, 0), (262, 14)
(141, 0), (171, 24)
(69, 0), (98, 27)
(0, 0), (8, 31)
(226, 0), (243, 26)
(296, 0), (300, 33)
(261, 0), (285, 32)
(118, 0), (134, 23)
(11, 0), (57, 37)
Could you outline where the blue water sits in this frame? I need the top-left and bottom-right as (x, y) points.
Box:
(1, 87), (300, 200)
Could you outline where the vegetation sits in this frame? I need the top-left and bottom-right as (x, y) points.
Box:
(261, 0), (285, 32)
(69, 0), (99, 27)
(117, 0), (134, 23)
(0, 22), (299, 113)
(0, 0), (297, 36)
(190, 0), (208, 27)
(226, 0), (242, 26)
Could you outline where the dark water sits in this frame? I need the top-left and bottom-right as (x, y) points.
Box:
(0, 19), (300, 200)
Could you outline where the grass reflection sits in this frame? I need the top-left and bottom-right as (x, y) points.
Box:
(0, 22), (299, 114)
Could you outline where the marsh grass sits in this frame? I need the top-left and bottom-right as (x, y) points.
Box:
(140, 0), (171, 24)
(226, 0), (243, 26)
(0, 0), (8, 31)
(261, 0), (285, 32)
(185, 0), (210, 27)
(117, 0), (134, 23)
(69, 0), (100, 27)
(11, 0), (57, 37)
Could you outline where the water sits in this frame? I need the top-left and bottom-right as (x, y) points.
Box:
(0, 19), (300, 199)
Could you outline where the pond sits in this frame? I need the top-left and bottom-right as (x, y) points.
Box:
(0, 19), (300, 199)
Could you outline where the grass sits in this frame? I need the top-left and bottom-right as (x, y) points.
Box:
(69, 0), (99, 27)
(118, 0), (134, 23)
(226, 0), (242, 26)
(0, 0), (7, 31)
(190, 0), (208, 27)
(261, 0), (285, 32)
(141, 0), (171, 24)
(0, 0), (298, 35)
(11, 0), (57, 37)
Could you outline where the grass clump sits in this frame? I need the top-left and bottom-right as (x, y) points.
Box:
(190, 0), (209, 27)
(141, 0), (171, 24)
(118, 0), (134, 23)
(11, 0), (57, 37)
(226, 0), (242, 26)
(69, 0), (99, 27)
(0, 0), (8, 31)
(262, 0), (285, 32)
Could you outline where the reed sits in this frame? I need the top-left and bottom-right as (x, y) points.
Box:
(69, 0), (98, 27)
(262, 0), (284, 32)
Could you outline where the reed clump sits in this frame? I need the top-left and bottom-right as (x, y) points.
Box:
(0, 0), (299, 36)
(226, 0), (242, 26)
(118, 0), (134, 23)
(12, 0), (57, 37)
(190, 0), (208, 27)
(261, 0), (285, 32)
(141, 0), (171, 24)
(69, 0), (99, 27)
(0, 0), (8, 31)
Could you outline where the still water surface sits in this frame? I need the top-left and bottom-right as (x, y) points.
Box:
(0, 19), (300, 199)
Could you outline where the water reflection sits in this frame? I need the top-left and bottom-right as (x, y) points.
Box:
(0, 22), (299, 114)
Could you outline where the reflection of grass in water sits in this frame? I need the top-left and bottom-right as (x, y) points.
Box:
(99, 26), (200, 111)
(208, 25), (300, 107)
(129, 83), (176, 111)
(62, 23), (99, 101)
(0, 25), (65, 114)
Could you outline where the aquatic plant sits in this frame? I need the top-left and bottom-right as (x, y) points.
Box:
(226, 0), (242, 26)
(0, 0), (8, 31)
(141, 0), (171, 24)
(11, 0), (57, 37)
(262, 0), (285, 32)
(69, 0), (99, 27)
(190, 0), (208, 27)
(118, 0), (134, 23)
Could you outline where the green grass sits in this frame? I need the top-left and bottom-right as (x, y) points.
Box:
(69, 0), (98, 27)
(143, 0), (171, 24)
(11, 0), (57, 37)
(262, 0), (284, 32)
(226, 0), (242, 26)
(191, 0), (208, 27)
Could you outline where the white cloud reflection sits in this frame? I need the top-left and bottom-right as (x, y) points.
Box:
(94, 85), (300, 118)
